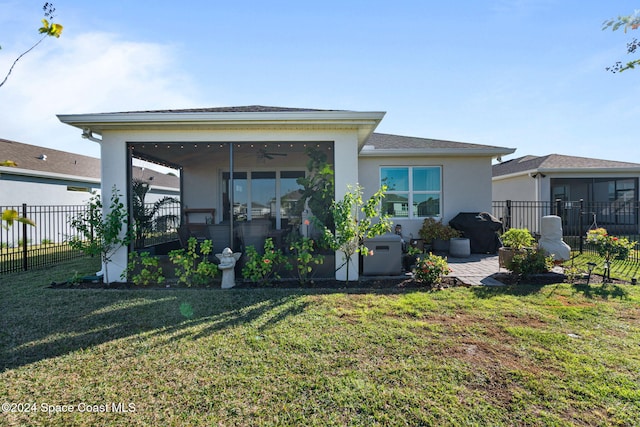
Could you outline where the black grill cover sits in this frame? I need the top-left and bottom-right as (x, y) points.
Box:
(449, 212), (502, 254)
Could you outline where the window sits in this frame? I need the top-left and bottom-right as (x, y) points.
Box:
(223, 171), (304, 227)
(381, 166), (441, 218)
(67, 186), (90, 192)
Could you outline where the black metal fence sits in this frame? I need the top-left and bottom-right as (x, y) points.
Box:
(1, 202), (181, 275)
(492, 199), (640, 262)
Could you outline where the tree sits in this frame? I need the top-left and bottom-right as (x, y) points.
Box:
(603, 9), (640, 73)
(0, 2), (63, 89)
(68, 187), (132, 284)
(322, 184), (391, 283)
(294, 147), (335, 232)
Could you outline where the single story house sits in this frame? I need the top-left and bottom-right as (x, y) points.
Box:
(57, 105), (515, 282)
(492, 153), (640, 234)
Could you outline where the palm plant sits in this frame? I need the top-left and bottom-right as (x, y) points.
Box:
(132, 179), (179, 248)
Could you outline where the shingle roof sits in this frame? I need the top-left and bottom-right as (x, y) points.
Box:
(99, 105), (342, 114)
(366, 132), (510, 151)
(493, 154), (640, 177)
(1, 138), (101, 179)
(0, 138), (179, 188)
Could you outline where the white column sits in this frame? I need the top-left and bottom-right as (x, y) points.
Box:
(333, 132), (360, 281)
(99, 133), (129, 283)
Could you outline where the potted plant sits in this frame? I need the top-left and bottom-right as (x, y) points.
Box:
(418, 218), (460, 252)
(498, 228), (536, 269)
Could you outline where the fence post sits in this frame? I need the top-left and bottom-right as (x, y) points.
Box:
(554, 199), (563, 218)
(505, 200), (512, 231)
(22, 203), (28, 271)
(578, 199), (584, 254)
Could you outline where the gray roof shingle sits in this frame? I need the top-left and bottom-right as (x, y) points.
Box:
(95, 105), (342, 115)
(493, 154), (640, 177)
(0, 138), (179, 188)
(366, 132), (509, 151)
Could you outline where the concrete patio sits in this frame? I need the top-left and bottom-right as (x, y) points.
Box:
(446, 254), (506, 287)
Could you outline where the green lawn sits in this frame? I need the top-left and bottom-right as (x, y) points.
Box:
(1, 257), (639, 426)
(567, 252), (640, 283)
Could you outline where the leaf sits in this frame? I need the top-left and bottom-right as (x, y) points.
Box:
(50, 23), (63, 37)
(38, 18), (63, 37)
(1, 209), (19, 223)
(1, 210), (36, 228)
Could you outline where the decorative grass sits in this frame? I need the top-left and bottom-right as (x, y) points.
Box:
(1, 257), (639, 426)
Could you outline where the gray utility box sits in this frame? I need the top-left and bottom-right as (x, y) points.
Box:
(363, 233), (403, 275)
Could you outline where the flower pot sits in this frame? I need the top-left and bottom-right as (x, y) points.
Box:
(432, 238), (449, 253)
(449, 237), (470, 258)
(498, 247), (525, 269)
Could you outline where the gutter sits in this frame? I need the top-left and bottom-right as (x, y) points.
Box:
(359, 147), (516, 158)
(493, 166), (640, 181)
(0, 166), (101, 184)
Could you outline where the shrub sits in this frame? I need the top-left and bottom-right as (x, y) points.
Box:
(510, 249), (553, 277)
(124, 251), (165, 286)
(418, 218), (460, 243)
(414, 252), (451, 285)
(586, 228), (634, 262)
(242, 238), (291, 286)
(500, 228), (535, 250)
(289, 237), (324, 286)
(169, 237), (218, 287)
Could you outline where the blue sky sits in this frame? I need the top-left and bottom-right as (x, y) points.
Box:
(1, 0), (639, 164)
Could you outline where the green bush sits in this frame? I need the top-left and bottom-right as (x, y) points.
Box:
(510, 249), (553, 277)
(124, 251), (165, 286)
(414, 252), (451, 285)
(418, 218), (460, 243)
(289, 237), (324, 286)
(586, 228), (635, 261)
(242, 238), (291, 286)
(169, 237), (218, 287)
(500, 228), (535, 250)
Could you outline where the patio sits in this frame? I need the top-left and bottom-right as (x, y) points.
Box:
(446, 253), (506, 287)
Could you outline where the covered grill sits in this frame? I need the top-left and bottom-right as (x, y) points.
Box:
(449, 212), (502, 254)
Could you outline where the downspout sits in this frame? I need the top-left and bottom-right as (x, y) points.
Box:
(82, 127), (102, 143)
(229, 143), (234, 250)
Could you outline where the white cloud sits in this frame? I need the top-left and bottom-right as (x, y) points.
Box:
(0, 32), (201, 157)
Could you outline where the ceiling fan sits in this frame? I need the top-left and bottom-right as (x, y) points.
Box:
(257, 148), (288, 160)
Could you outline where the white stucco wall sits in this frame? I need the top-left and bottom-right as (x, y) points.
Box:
(0, 176), (98, 206)
(358, 155), (494, 239)
(492, 174), (538, 202)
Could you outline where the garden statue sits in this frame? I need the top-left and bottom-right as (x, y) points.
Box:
(538, 215), (570, 262)
(216, 247), (242, 289)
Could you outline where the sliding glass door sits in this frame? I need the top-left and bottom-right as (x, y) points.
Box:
(223, 171), (304, 228)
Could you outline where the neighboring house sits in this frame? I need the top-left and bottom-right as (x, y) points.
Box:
(1, 138), (180, 248)
(0, 138), (180, 206)
(57, 105), (515, 281)
(492, 154), (640, 234)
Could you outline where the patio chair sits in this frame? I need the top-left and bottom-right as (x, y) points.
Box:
(238, 219), (271, 254)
